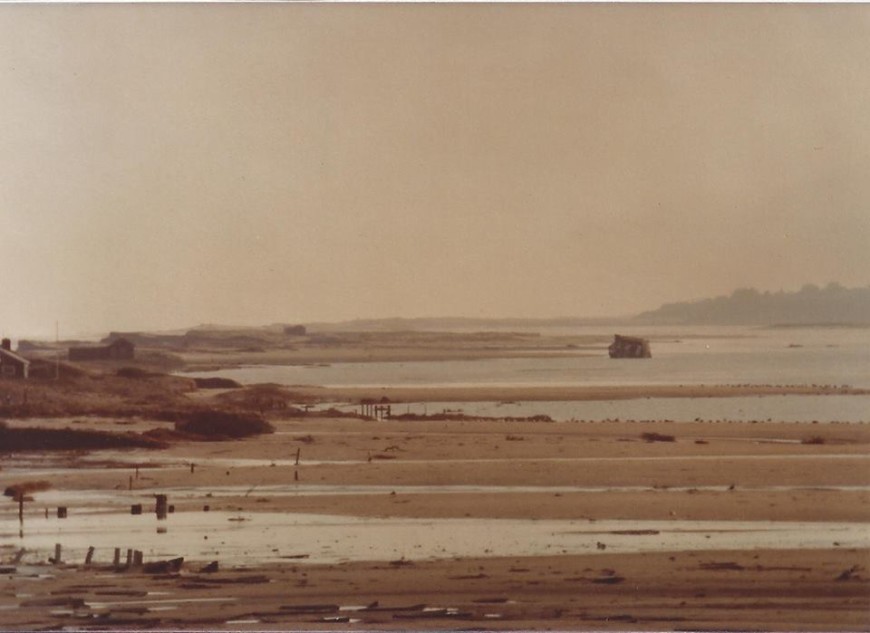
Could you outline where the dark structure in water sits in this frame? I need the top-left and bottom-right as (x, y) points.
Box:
(608, 334), (651, 359)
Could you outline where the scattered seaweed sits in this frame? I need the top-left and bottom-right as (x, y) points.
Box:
(641, 432), (676, 443)
(173, 410), (274, 439)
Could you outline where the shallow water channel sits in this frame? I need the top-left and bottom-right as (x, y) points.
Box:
(4, 450), (867, 477)
(362, 396), (870, 424)
(3, 508), (867, 567)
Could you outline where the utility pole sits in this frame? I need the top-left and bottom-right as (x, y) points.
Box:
(55, 321), (60, 380)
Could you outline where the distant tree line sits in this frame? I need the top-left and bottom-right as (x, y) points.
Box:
(634, 283), (870, 326)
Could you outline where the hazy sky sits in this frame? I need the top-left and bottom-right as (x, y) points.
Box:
(1, 3), (869, 338)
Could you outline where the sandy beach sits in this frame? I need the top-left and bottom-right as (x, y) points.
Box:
(1, 328), (868, 630)
(3, 409), (869, 630)
(4, 1), (870, 628)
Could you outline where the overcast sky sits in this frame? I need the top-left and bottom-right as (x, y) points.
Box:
(1, 3), (868, 338)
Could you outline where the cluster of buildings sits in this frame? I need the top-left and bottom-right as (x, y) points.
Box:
(1, 330), (648, 382)
(68, 338), (135, 362)
(0, 337), (136, 380)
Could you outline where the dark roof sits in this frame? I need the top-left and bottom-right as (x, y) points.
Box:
(0, 348), (30, 365)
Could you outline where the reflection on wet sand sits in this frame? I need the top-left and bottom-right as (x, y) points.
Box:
(4, 510), (868, 567)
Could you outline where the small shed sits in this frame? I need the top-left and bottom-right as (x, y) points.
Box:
(106, 338), (135, 360)
(608, 334), (651, 359)
(69, 337), (135, 361)
(0, 339), (30, 379)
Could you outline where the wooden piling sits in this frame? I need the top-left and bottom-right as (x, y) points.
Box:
(190, 463), (195, 474)
(128, 475), (133, 491)
(155, 494), (168, 520)
(18, 497), (23, 523)
(133, 550), (143, 567)
(295, 447), (301, 466)
(85, 546), (95, 566)
(125, 549), (133, 568)
(294, 470), (299, 481)
(131, 504), (142, 515)
(57, 507), (67, 519)
(113, 548), (121, 569)
(53, 543), (62, 565)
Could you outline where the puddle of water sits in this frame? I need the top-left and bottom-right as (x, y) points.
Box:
(7, 448), (866, 481)
(3, 511), (866, 567)
(361, 396), (870, 424)
(66, 450), (870, 471)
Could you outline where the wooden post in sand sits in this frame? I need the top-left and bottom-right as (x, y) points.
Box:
(295, 448), (301, 466)
(125, 549), (133, 568)
(57, 507), (67, 519)
(53, 543), (62, 565)
(133, 550), (143, 567)
(155, 494), (168, 520)
(128, 475), (133, 491)
(113, 548), (121, 569)
(85, 547), (95, 566)
(18, 497), (23, 524)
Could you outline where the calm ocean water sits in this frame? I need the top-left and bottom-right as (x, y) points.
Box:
(184, 326), (870, 422)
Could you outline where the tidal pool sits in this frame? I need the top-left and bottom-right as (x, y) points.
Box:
(5, 450), (867, 478)
(3, 510), (866, 567)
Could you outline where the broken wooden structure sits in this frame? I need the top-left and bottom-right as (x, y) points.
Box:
(608, 334), (651, 359)
(360, 397), (392, 420)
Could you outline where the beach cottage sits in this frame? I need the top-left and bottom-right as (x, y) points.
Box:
(0, 338), (30, 378)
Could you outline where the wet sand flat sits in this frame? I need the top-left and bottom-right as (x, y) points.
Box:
(287, 382), (870, 402)
(2, 549), (867, 631)
(2, 415), (869, 629)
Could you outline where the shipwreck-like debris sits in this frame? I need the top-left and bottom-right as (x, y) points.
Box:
(608, 335), (651, 359)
